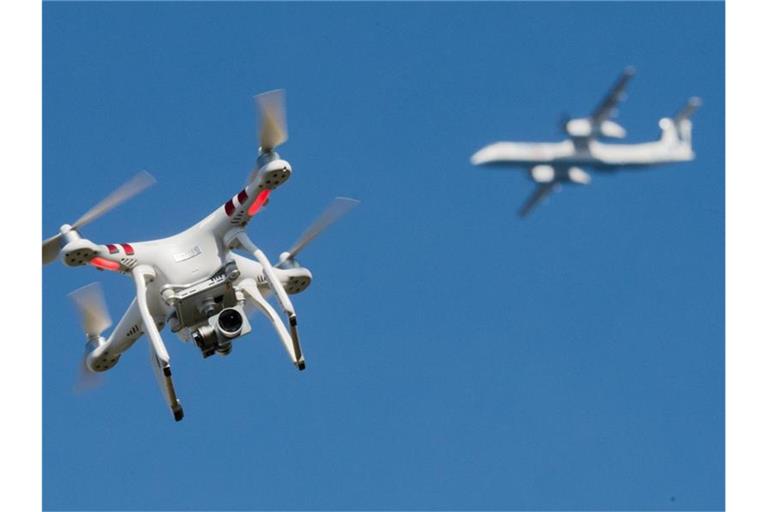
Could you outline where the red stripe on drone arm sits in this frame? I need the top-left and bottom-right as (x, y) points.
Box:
(248, 189), (271, 216)
(224, 199), (236, 216)
(90, 257), (121, 271)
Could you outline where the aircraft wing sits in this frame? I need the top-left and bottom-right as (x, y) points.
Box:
(590, 67), (636, 126)
(518, 182), (558, 218)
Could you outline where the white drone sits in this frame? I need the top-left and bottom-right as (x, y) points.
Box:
(43, 90), (359, 421)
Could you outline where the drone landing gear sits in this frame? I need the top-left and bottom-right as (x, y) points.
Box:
(289, 314), (305, 371)
(239, 278), (305, 370)
(232, 232), (306, 370)
(133, 265), (185, 422)
(157, 362), (184, 423)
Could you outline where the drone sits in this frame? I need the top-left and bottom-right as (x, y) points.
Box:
(471, 67), (701, 217)
(42, 90), (359, 421)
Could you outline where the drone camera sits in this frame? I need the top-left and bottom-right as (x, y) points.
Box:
(191, 325), (217, 358)
(217, 308), (244, 338)
(191, 305), (251, 358)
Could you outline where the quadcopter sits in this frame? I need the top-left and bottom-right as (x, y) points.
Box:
(471, 67), (701, 216)
(43, 90), (359, 421)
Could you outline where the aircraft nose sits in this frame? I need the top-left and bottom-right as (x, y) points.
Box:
(470, 146), (493, 165)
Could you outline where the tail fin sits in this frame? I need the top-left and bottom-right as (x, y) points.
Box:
(674, 97), (702, 124)
(660, 97), (702, 146)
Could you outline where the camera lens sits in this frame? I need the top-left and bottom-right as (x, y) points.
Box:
(217, 308), (243, 334)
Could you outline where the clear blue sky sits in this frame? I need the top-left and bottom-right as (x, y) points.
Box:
(43, 2), (724, 510)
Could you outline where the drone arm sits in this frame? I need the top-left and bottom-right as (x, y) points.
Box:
(132, 265), (184, 421)
(94, 298), (143, 362)
(239, 278), (305, 369)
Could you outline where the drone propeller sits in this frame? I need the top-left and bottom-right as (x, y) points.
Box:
(280, 197), (360, 264)
(42, 171), (156, 265)
(73, 358), (104, 394)
(246, 90), (289, 186)
(256, 89), (288, 153)
(69, 282), (112, 338)
(69, 282), (113, 393)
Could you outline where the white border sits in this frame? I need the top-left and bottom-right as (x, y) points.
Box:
(727, 0), (768, 510)
(0, 0), (41, 510)
(2, 0), (762, 510)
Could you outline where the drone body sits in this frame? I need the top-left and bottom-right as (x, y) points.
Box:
(471, 67), (702, 216)
(44, 91), (359, 421)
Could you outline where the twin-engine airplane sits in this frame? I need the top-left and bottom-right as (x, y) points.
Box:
(471, 67), (701, 217)
(43, 90), (359, 421)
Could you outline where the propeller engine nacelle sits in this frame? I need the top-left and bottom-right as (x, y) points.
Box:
(566, 167), (591, 185)
(565, 118), (626, 139)
(529, 165), (591, 185)
(530, 165), (556, 183)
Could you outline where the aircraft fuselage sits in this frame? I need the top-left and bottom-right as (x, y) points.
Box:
(472, 137), (695, 171)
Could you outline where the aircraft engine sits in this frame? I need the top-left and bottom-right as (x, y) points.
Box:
(565, 117), (627, 139)
(530, 165), (556, 183)
(567, 167), (591, 185)
(598, 120), (626, 139)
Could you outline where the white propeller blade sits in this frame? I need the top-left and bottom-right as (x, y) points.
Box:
(69, 283), (112, 393)
(42, 171), (155, 265)
(42, 234), (63, 265)
(69, 282), (112, 337)
(72, 170), (156, 230)
(256, 89), (288, 152)
(285, 197), (360, 260)
(73, 358), (104, 394)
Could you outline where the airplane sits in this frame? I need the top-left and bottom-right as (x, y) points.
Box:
(470, 67), (701, 217)
(42, 90), (360, 421)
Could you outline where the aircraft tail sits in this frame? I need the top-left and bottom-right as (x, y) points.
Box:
(659, 97), (702, 147)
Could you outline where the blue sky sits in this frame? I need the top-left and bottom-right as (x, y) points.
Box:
(43, 2), (724, 510)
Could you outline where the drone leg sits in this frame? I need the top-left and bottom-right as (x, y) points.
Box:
(239, 278), (305, 370)
(235, 233), (305, 370)
(132, 265), (184, 421)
